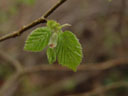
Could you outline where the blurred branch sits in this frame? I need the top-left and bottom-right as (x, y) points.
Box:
(0, 51), (23, 96)
(39, 73), (88, 96)
(0, 57), (128, 96)
(73, 81), (128, 96)
(0, 73), (21, 96)
(0, 0), (67, 42)
(116, 0), (126, 35)
(0, 51), (23, 72)
(23, 57), (128, 74)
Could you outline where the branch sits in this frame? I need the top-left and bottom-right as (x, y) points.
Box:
(0, 0), (67, 42)
(22, 57), (128, 74)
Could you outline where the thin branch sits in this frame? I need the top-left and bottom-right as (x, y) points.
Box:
(43, 0), (67, 18)
(0, 0), (67, 42)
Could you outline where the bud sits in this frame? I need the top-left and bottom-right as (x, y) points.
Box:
(48, 32), (58, 48)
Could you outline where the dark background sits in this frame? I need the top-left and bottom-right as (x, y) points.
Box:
(0, 0), (128, 96)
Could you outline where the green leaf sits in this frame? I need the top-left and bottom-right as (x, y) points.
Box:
(56, 31), (82, 72)
(24, 27), (51, 52)
(47, 48), (56, 64)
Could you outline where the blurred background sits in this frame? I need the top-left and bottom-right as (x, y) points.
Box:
(0, 0), (128, 96)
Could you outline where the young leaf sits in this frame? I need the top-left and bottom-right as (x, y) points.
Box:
(47, 47), (56, 64)
(24, 27), (51, 52)
(56, 31), (83, 71)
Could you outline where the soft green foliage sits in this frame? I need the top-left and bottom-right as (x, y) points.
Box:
(47, 48), (56, 64)
(0, 12), (8, 23)
(108, 0), (112, 2)
(56, 31), (82, 71)
(24, 20), (83, 71)
(104, 32), (121, 51)
(19, 0), (36, 5)
(24, 27), (51, 52)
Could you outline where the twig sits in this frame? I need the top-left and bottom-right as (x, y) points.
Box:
(0, 0), (67, 42)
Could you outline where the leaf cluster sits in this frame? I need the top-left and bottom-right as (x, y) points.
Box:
(24, 20), (83, 71)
